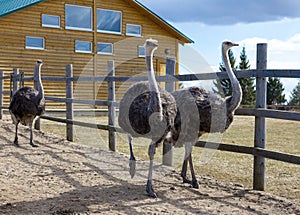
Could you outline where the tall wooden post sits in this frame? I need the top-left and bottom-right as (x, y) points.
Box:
(34, 65), (41, 130)
(13, 68), (19, 93)
(162, 57), (176, 166)
(66, 64), (74, 142)
(108, 60), (116, 151)
(0, 71), (3, 119)
(253, 43), (267, 191)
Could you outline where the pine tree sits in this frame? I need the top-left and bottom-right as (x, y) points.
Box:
(238, 47), (255, 105)
(289, 81), (300, 106)
(213, 49), (237, 96)
(267, 77), (286, 105)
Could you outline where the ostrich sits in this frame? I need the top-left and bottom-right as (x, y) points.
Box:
(170, 41), (242, 188)
(118, 39), (177, 197)
(9, 60), (45, 147)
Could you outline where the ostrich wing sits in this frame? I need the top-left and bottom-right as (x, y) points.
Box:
(9, 87), (45, 121)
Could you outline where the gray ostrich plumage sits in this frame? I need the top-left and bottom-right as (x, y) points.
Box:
(118, 39), (177, 197)
(170, 41), (242, 188)
(9, 60), (45, 147)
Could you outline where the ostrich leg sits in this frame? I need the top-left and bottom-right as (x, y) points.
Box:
(128, 134), (136, 178)
(181, 142), (199, 188)
(146, 142), (157, 198)
(188, 149), (199, 188)
(14, 122), (19, 146)
(29, 120), (38, 147)
(181, 142), (191, 184)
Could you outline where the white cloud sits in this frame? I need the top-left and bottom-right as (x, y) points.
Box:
(237, 35), (300, 99)
(237, 34), (300, 69)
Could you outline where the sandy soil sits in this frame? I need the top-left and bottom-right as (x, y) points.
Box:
(0, 117), (299, 215)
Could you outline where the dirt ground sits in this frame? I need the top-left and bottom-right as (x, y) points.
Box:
(0, 117), (299, 215)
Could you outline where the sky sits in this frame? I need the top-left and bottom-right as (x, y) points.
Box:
(138, 0), (300, 100)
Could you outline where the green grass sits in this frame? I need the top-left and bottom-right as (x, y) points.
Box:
(40, 115), (300, 199)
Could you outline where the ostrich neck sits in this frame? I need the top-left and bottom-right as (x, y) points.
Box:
(146, 49), (163, 117)
(146, 55), (159, 93)
(223, 48), (242, 113)
(36, 64), (44, 99)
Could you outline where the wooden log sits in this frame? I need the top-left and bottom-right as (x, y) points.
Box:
(0, 71), (3, 119)
(236, 108), (300, 121)
(12, 68), (18, 94)
(107, 62), (116, 148)
(108, 60), (116, 151)
(66, 64), (74, 142)
(34, 65), (41, 130)
(194, 141), (300, 165)
(253, 43), (267, 191)
(162, 57), (176, 166)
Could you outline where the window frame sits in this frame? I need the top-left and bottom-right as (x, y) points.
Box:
(75, 40), (92, 54)
(65, 4), (93, 31)
(97, 8), (122, 35)
(42, 14), (60, 28)
(97, 42), (114, 55)
(138, 45), (145, 57)
(25, 36), (45, 50)
(126, 24), (142, 37)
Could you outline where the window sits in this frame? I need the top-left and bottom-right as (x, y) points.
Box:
(66, 4), (92, 31)
(75, 41), (92, 53)
(98, 42), (113, 55)
(138, 45), (145, 57)
(97, 8), (122, 34)
(26, 36), (44, 50)
(126, 24), (141, 37)
(42, 14), (60, 28)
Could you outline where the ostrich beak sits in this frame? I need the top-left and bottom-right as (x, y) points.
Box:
(233, 43), (239, 46)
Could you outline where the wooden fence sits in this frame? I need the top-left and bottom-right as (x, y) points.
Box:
(0, 43), (300, 192)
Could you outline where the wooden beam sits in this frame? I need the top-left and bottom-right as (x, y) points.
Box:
(253, 43), (267, 191)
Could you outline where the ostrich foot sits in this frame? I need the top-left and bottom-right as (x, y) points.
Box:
(13, 139), (19, 147)
(146, 179), (157, 198)
(30, 141), (38, 147)
(129, 158), (136, 178)
(181, 175), (199, 189)
(191, 179), (200, 189)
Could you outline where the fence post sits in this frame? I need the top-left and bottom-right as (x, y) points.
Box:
(0, 71), (3, 119)
(66, 64), (74, 142)
(108, 60), (116, 151)
(34, 65), (41, 130)
(13, 68), (19, 93)
(162, 57), (176, 166)
(253, 43), (267, 191)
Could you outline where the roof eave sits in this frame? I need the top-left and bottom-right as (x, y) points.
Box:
(130, 0), (194, 44)
(0, 0), (46, 18)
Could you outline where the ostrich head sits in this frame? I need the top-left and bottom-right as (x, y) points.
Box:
(221, 40), (242, 113)
(144, 38), (158, 56)
(36, 59), (43, 67)
(222, 40), (239, 51)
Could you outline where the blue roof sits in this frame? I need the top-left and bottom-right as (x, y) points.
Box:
(0, 0), (45, 18)
(0, 0), (193, 43)
(133, 0), (193, 43)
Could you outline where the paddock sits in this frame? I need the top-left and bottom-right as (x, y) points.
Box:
(0, 116), (299, 214)
(0, 43), (300, 213)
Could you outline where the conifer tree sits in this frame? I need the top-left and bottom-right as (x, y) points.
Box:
(238, 47), (255, 105)
(267, 77), (286, 105)
(289, 81), (300, 106)
(213, 49), (237, 96)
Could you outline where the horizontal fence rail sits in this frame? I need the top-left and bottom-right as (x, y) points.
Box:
(0, 43), (299, 192)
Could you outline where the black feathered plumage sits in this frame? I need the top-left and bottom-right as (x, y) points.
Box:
(168, 41), (241, 189)
(118, 39), (177, 198)
(9, 60), (45, 147)
(9, 87), (45, 126)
